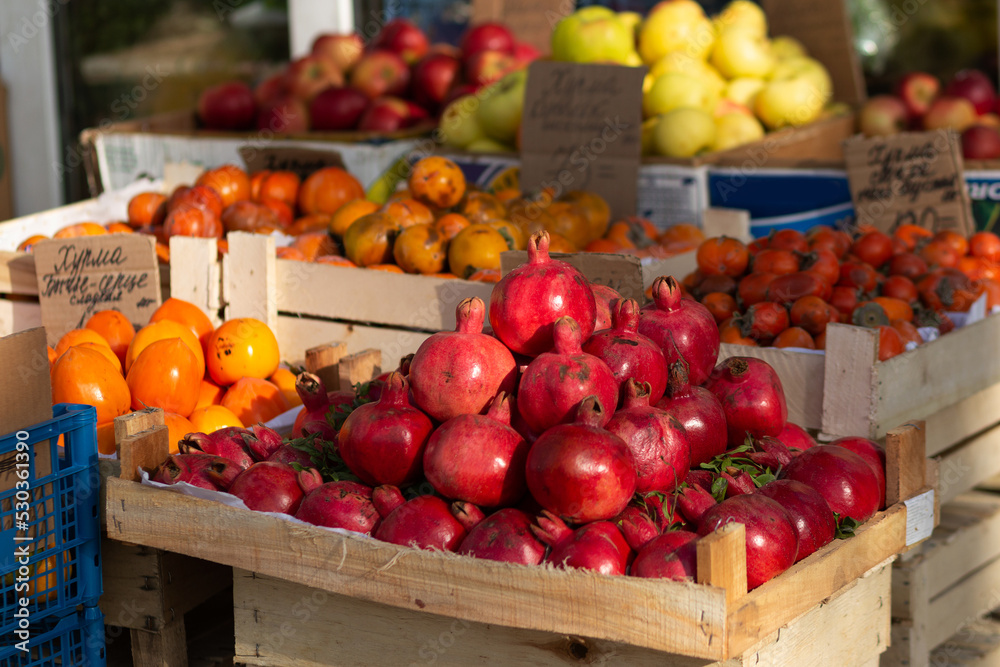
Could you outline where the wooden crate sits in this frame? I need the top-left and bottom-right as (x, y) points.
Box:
(927, 613), (1000, 667)
(103, 418), (933, 664)
(884, 490), (1000, 667)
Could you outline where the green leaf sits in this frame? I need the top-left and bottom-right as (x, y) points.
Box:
(710, 476), (729, 502)
(287, 432), (359, 483)
(834, 512), (862, 540)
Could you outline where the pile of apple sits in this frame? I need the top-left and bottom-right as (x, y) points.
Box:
(197, 20), (539, 135)
(859, 69), (1000, 160)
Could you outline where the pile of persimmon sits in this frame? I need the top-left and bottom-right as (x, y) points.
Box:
(47, 297), (300, 455)
(686, 224), (1000, 361)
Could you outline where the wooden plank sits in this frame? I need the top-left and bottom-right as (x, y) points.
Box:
(224, 232), (277, 330)
(131, 618), (188, 667)
(926, 554), (1000, 650)
(717, 343), (824, 430)
(821, 323), (879, 438)
(304, 342), (347, 392)
(117, 425), (169, 483)
(115, 407), (165, 444)
(168, 236), (222, 326)
(0, 251), (38, 294)
(339, 348), (381, 388)
(697, 523), (747, 607)
(99, 541), (173, 631)
(928, 615), (1000, 667)
(0, 297), (41, 336)
(936, 423), (1000, 505)
(276, 315), (431, 367)
(886, 421), (927, 507)
(701, 208), (751, 243)
(886, 620), (931, 667)
(924, 381), (1000, 458)
(641, 250), (697, 289)
(105, 478), (729, 660)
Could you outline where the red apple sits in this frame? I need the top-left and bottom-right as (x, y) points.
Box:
(256, 96), (310, 133)
(464, 50), (518, 87)
(404, 101), (430, 126)
(373, 19), (429, 65)
(442, 83), (481, 109)
(349, 50), (410, 99)
(858, 95), (908, 137)
(287, 55), (344, 102)
(979, 113), (1000, 128)
(512, 42), (542, 67)
(894, 71), (939, 119)
(924, 96), (978, 131)
(312, 33), (364, 74)
(411, 52), (461, 109)
(461, 23), (515, 59)
(357, 96), (410, 132)
(254, 72), (290, 106)
(962, 125), (1000, 160)
(198, 81), (256, 130)
(309, 86), (369, 131)
(945, 69), (996, 116)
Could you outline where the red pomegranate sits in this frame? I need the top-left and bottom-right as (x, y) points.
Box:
(292, 372), (353, 440)
(295, 481), (381, 535)
(228, 462), (323, 515)
(638, 276), (720, 385)
(422, 393), (529, 508)
(656, 362), (727, 466)
(409, 297), (517, 421)
(631, 530), (699, 580)
(698, 494), (799, 589)
(180, 427), (254, 470)
(524, 396), (637, 522)
(151, 453), (240, 491)
(457, 508), (546, 565)
(243, 424), (284, 461)
(757, 479), (835, 562)
(616, 504), (661, 550)
(582, 299), (668, 406)
(606, 380), (691, 494)
(591, 283), (622, 331)
(777, 421), (817, 453)
(829, 436), (887, 509)
(267, 443), (316, 468)
(704, 357), (787, 447)
(338, 372), (434, 487)
(533, 511), (632, 575)
(517, 317), (618, 433)
(373, 494), (468, 552)
(489, 231), (597, 357)
(781, 445), (881, 522)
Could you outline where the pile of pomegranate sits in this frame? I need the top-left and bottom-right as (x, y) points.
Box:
(153, 231), (888, 590)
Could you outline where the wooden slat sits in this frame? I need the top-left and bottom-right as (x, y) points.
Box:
(0, 297), (41, 336)
(821, 323), (879, 438)
(131, 619), (188, 667)
(702, 208), (751, 243)
(928, 615), (1000, 667)
(304, 342), (347, 392)
(276, 314), (432, 367)
(0, 251), (38, 294)
(168, 236), (222, 326)
(339, 349), (382, 388)
(935, 423), (1000, 505)
(924, 381), (1000, 457)
(117, 425), (169, 483)
(886, 422), (927, 507)
(925, 554), (1000, 650)
(224, 232), (277, 330)
(697, 523), (747, 607)
(114, 408), (164, 444)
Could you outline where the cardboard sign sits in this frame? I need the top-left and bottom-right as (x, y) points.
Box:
(469, 0), (568, 53)
(0, 327), (53, 492)
(239, 146), (345, 181)
(520, 61), (645, 220)
(501, 250), (644, 302)
(843, 130), (973, 236)
(34, 234), (162, 344)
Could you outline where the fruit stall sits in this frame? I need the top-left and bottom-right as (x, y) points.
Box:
(5, 0), (1000, 666)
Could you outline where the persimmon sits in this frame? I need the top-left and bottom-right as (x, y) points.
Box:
(54, 328), (110, 359)
(408, 156), (466, 209)
(206, 318), (280, 386)
(877, 325), (905, 361)
(85, 309), (135, 366)
(105, 222), (134, 234)
(747, 237), (770, 255)
(814, 330), (827, 349)
(920, 239), (960, 268)
(47, 346), (57, 365)
(468, 269), (501, 283)
(286, 214), (333, 235)
(560, 191), (611, 242)
(195, 377), (225, 410)
(742, 301), (790, 343)
(881, 275), (918, 303)
(315, 255), (357, 267)
(807, 227), (851, 258)
(255, 170), (300, 207)
(189, 405), (244, 433)
(932, 229), (968, 257)
(163, 205), (223, 239)
(269, 367), (302, 408)
(891, 319), (923, 347)
(980, 277), (1000, 309)
(172, 184), (225, 220)
(773, 327), (816, 349)
(276, 246), (309, 261)
(291, 231), (339, 261)
(76, 342), (122, 374)
(887, 252), (929, 279)
(17, 235), (47, 252)
(432, 272), (459, 279)
(298, 167), (365, 215)
(957, 256), (991, 282)
(220, 377), (289, 425)
(752, 249), (799, 276)
(829, 286), (859, 323)
(768, 229), (809, 254)
(853, 297), (913, 328)
(96, 422), (117, 456)
(259, 197), (294, 227)
(659, 222), (705, 246)
(382, 198), (435, 229)
(837, 261), (879, 291)
(719, 318), (758, 346)
(799, 249), (840, 285)
(343, 213), (399, 266)
(586, 238), (627, 253)
(507, 201), (556, 238)
(701, 292), (738, 324)
(738, 272), (778, 307)
(249, 170), (270, 201)
(604, 220), (647, 250)
(149, 298), (215, 349)
(917, 271), (980, 312)
(126, 338), (202, 417)
(448, 224), (510, 278)
(790, 296), (838, 336)
(368, 263), (406, 273)
(196, 165), (251, 207)
(459, 191), (507, 225)
(488, 219), (526, 251)
(432, 213), (470, 242)
(697, 237), (749, 277)
(543, 202), (592, 249)
(393, 224), (446, 274)
(51, 346), (130, 424)
(53, 222), (107, 239)
(127, 320), (206, 377)
(851, 230), (894, 269)
(163, 412), (196, 454)
(767, 271), (832, 306)
(969, 231), (1000, 262)
(127, 192), (168, 228)
(892, 223), (933, 251)
(155, 243), (170, 264)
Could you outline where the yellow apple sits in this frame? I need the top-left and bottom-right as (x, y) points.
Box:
(467, 137), (512, 153)
(771, 35), (807, 60)
(653, 108), (716, 158)
(641, 117), (659, 155)
(644, 72), (720, 117)
(713, 112), (765, 151)
(770, 57), (832, 102)
(713, 0), (767, 37)
(650, 51), (726, 95)
(711, 26), (775, 79)
(638, 0), (715, 65)
(438, 96), (486, 149)
(624, 51), (644, 67)
(754, 77), (826, 129)
(714, 98), (753, 117)
(617, 11), (642, 37)
(552, 7), (637, 64)
(725, 77), (766, 106)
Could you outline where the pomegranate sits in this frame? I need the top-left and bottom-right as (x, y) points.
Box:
(373, 485), (406, 518)
(295, 481), (381, 535)
(292, 372), (352, 440)
(489, 231), (597, 357)
(373, 495), (468, 552)
(781, 445), (881, 522)
(423, 393), (529, 508)
(452, 501), (487, 532)
(616, 504), (661, 550)
(746, 436), (794, 469)
(458, 508), (546, 565)
(631, 530), (699, 580)
(606, 380), (690, 494)
(582, 299), (668, 406)
(777, 422), (817, 453)
(409, 297), (517, 421)
(179, 427), (254, 470)
(517, 317), (617, 433)
(676, 482), (717, 525)
(698, 494), (799, 589)
(829, 436), (887, 509)
(243, 423), (284, 461)
(591, 283), (622, 331)
(267, 443), (316, 468)
(704, 357), (787, 447)
(757, 480), (835, 562)
(228, 462), (323, 514)
(525, 396), (637, 522)
(656, 362), (727, 466)
(338, 372), (434, 486)
(638, 276), (719, 385)
(151, 453), (240, 491)
(532, 511), (632, 575)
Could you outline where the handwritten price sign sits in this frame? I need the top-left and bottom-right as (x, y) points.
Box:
(34, 234), (162, 344)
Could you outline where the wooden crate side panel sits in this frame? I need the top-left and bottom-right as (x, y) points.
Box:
(918, 492), (1000, 602)
(105, 479), (729, 660)
(99, 541), (172, 630)
(926, 555), (1000, 650)
(0, 251), (37, 294)
(924, 382), (1000, 457)
(716, 344), (824, 430)
(0, 298), (41, 336)
(821, 324), (879, 438)
(936, 424), (1000, 505)
(275, 315), (432, 367)
(928, 615), (1000, 667)
(168, 237), (222, 326)
(224, 233), (277, 330)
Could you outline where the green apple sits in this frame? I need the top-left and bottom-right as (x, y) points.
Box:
(466, 137), (512, 153)
(650, 51), (726, 95)
(710, 26), (775, 79)
(754, 77), (826, 129)
(438, 96), (486, 149)
(713, 112), (765, 151)
(771, 35), (807, 60)
(653, 107), (716, 158)
(644, 72), (720, 117)
(552, 7), (637, 64)
(770, 57), (832, 102)
(713, 0), (767, 37)
(477, 69), (526, 144)
(725, 77), (766, 107)
(638, 0), (715, 65)
(641, 117), (659, 156)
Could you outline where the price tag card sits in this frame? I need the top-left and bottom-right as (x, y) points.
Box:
(239, 146), (345, 181)
(34, 234), (162, 344)
(501, 249), (644, 302)
(520, 61), (645, 220)
(843, 130), (973, 236)
(904, 489), (935, 547)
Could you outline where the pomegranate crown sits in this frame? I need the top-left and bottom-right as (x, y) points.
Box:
(652, 275), (682, 311)
(526, 231), (551, 264)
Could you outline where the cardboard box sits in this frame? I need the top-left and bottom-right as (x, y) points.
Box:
(0, 327), (53, 490)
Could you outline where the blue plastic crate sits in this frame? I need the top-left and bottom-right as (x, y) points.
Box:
(1, 404), (103, 637)
(0, 605), (106, 666)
